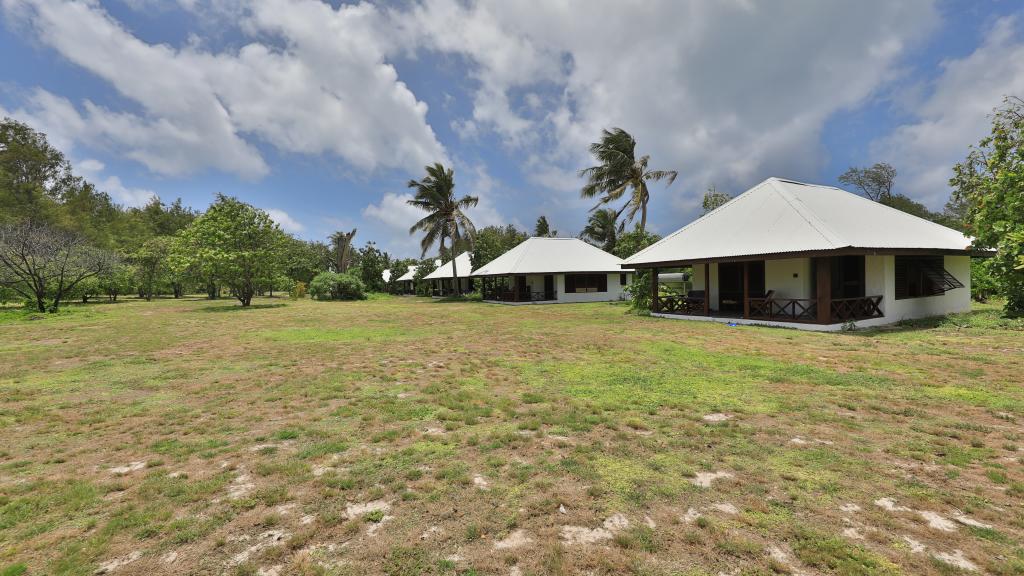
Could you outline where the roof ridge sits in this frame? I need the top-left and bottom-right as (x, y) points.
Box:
(625, 178), (768, 262)
(768, 179), (844, 248)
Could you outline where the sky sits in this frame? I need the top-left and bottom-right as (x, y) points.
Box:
(1, 0), (1023, 258)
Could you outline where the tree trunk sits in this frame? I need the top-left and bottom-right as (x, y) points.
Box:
(451, 232), (461, 297)
(639, 182), (649, 234)
(35, 295), (46, 313)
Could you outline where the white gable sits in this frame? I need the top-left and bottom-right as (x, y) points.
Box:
(424, 252), (473, 280)
(625, 178), (975, 266)
(395, 265), (418, 282)
(472, 237), (629, 276)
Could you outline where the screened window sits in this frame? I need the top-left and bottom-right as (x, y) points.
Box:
(565, 274), (608, 293)
(619, 273), (628, 286)
(895, 255), (963, 299)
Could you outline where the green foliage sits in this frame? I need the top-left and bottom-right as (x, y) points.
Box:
(132, 235), (176, 300)
(282, 236), (331, 285)
(579, 208), (619, 252)
(534, 215), (556, 237)
(470, 225), (527, 272)
(406, 163), (478, 298)
(970, 258), (999, 302)
(579, 127), (677, 233)
(613, 229), (662, 311)
(309, 271), (367, 301)
(838, 162), (897, 202)
(289, 281), (307, 300)
(951, 96), (1024, 316)
(356, 242), (392, 292)
(412, 259), (436, 296)
(171, 195), (287, 306)
(701, 185), (732, 215)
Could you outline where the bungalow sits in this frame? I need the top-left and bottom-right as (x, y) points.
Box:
(623, 178), (978, 331)
(472, 237), (633, 304)
(393, 265), (418, 294)
(424, 252), (474, 297)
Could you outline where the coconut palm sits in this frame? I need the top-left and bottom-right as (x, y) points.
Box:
(407, 163), (478, 295)
(579, 127), (678, 233)
(579, 208), (619, 253)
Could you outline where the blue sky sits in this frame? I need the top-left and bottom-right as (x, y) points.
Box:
(2, 0), (1023, 258)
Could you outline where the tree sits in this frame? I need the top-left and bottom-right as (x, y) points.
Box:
(282, 237), (331, 285)
(0, 220), (117, 312)
(133, 235), (175, 300)
(534, 216), (557, 237)
(330, 229), (357, 273)
(412, 258), (436, 296)
(701, 185), (732, 215)
(0, 118), (76, 224)
(579, 208), (619, 253)
(470, 225), (528, 272)
(98, 262), (136, 302)
(613, 229), (662, 312)
(407, 163), (478, 296)
(950, 96), (1024, 316)
(579, 127), (678, 233)
(838, 162), (897, 202)
(173, 195), (286, 306)
(356, 242), (391, 293)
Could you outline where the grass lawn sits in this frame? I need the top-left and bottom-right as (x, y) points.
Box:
(1, 295), (1022, 576)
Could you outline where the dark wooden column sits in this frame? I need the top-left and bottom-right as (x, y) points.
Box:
(816, 257), (831, 324)
(703, 263), (711, 316)
(650, 267), (660, 313)
(743, 261), (750, 319)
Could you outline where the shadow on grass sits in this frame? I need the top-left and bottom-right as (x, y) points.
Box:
(198, 303), (289, 313)
(428, 295), (482, 304)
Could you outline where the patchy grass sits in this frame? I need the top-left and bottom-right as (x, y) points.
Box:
(0, 296), (1022, 575)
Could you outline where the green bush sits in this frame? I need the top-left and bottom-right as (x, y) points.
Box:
(309, 272), (366, 301)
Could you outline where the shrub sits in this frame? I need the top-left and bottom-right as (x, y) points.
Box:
(309, 272), (366, 301)
(290, 281), (307, 300)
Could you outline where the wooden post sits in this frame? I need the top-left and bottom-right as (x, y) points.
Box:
(743, 261), (750, 319)
(651, 267), (660, 313)
(703, 263), (711, 316)
(816, 257), (831, 324)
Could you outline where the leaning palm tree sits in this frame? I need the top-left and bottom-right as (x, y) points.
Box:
(579, 208), (619, 253)
(407, 163), (478, 296)
(579, 127), (678, 233)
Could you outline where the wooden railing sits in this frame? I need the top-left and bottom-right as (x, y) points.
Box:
(660, 294), (885, 324)
(748, 297), (818, 322)
(655, 294), (706, 315)
(830, 295), (883, 321)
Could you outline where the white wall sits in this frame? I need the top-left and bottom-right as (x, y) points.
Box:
(871, 254), (971, 321)
(764, 258), (812, 299)
(556, 273), (630, 303)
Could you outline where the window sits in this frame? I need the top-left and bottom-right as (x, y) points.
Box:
(895, 255), (963, 299)
(565, 274), (608, 293)
(619, 273), (628, 286)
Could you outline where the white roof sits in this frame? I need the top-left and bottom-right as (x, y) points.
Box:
(471, 237), (629, 276)
(625, 177), (975, 266)
(424, 252), (473, 280)
(395, 265), (418, 282)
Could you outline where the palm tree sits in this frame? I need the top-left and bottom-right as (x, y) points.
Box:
(579, 208), (619, 253)
(407, 163), (478, 296)
(329, 228), (357, 273)
(579, 127), (678, 233)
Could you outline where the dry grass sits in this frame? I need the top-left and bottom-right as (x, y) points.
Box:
(0, 295), (1022, 576)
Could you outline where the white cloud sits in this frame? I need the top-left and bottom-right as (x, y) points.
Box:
(75, 158), (158, 208)
(873, 16), (1024, 207)
(266, 208), (305, 234)
(2, 0), (446, 178)
(393, 0), (940, 221)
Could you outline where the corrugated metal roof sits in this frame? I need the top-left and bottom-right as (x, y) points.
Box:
(395, 265), (418, 282)
(624, 178), (975, 266)
(424, 252), (473, 280)
(471, 237), (629, 276)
